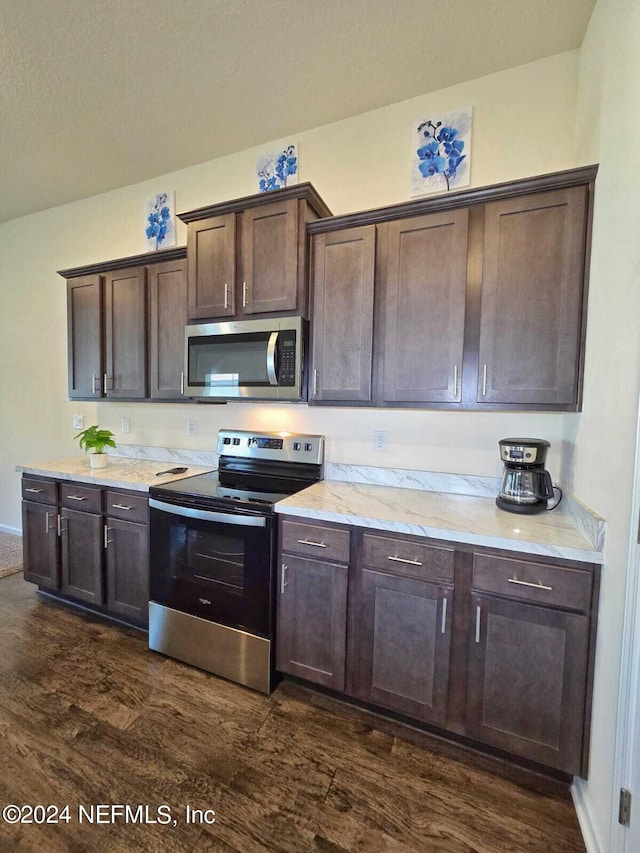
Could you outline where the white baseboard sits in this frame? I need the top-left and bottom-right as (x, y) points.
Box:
(572, 779), (606, 853)
(0, 524), (22, 536)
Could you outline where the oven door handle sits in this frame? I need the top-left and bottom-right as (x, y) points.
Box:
(149, 498), (267, 527)
(266, 331), (279, 386)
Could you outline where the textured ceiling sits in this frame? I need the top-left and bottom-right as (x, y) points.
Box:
(0, 0), (594, 223)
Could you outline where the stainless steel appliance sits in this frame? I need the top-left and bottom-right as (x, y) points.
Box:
(148, 429), (324, 693)
(184, 316), (306, 400)
(496, 437), (561, 514)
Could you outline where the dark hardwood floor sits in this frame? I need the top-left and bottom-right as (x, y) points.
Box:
(0, 574), (586, 852)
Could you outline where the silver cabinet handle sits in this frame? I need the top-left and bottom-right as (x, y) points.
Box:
(57, 515), (62, 537)
(25, 488), (44, 494)
(453, 364), (459, 398)
(280, 563), (288, 594)
(180, 371), (185, 395)
(313, 369), (319, 397)
(388, 555), (423, 567)
(475, 605), (481, 643)
(45, 512), (52, 534)
(104, 373), (108, 394)
(104, 524), (114, 548)
(66, 495), (86, 502)
(103, 374), (114, 393)
(508, 577), (553, 591)
(481, 364), (488, 397)
(242, 281), (248, 307)
(224, 282), (229, 309)
(111, 503), (132, 511)
(92, 374), (101, 394)
(297, 539), (326, 548)
(441, 597), (448, 634)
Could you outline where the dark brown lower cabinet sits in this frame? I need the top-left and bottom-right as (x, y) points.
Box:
(354, 569), (452, 726)
(60, 508), (104, 605)
(105, 518), (149, 624)
(466, 592), (589, 774)
(276, 555), (348, 691)
(22, 500), (59, 589)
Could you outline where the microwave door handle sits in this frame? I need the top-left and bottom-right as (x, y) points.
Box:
(266, 331), (279, 385)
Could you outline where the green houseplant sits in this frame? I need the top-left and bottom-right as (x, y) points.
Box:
(74, 425), (117, 469)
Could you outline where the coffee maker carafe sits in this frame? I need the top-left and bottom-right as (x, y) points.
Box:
(496, 438), (558, 514)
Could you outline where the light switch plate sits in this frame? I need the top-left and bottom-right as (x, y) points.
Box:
(72, 415), (84, 430)
(187, 420), (197, 437)
(121, 418), (130, 434)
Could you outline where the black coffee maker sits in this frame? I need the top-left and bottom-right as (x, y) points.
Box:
(496, 438), (558, 514)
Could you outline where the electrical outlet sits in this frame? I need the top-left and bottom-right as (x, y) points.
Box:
(121, 418), (130, 434)
(187, 419), (197, 437)
(374, 430), (387, 452)
(72, 415), (84, 430)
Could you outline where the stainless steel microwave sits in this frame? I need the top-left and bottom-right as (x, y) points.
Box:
(184, 317), (306, 400)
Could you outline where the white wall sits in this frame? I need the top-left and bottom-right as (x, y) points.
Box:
(0, 51), (581, 531)
(569, 0), (640, 849)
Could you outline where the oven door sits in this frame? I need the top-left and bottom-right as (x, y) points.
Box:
(149, 498), (275, 638)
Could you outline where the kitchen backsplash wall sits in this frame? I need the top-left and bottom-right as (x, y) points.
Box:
(0, 50), (580, 531)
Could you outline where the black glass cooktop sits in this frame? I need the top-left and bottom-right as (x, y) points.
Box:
(150, 471), (295, 510)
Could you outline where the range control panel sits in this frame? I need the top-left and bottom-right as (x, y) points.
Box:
(218, 430), (324, 465)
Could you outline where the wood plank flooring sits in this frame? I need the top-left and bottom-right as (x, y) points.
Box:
(0, 574), (586, 852)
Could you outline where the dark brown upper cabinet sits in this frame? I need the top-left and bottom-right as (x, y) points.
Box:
(67, 275), (103, 399)
(308, 164), (597, 412)
(104, 266), (147, 399)
(59, 246), (188, 402)
(382, 210), (469, 404)
(310, 225), (376, 402)
(179, 183), (332, 322)
(476, 187), (587, 406)
(149, 257), (188, 399)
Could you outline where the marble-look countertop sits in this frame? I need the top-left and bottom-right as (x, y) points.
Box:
(275, 480), (602, 564)
(16, 459), (215, 492)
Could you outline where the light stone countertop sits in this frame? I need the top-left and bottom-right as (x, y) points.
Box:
(16, 458), (215, 492)
(275, 480), (602, 564)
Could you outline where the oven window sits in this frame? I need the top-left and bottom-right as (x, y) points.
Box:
(169, 525), (245, 596)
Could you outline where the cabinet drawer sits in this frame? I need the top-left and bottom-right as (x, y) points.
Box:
(105, 491), (148, 523)
(60, 483), (102, 513)
(361, 533), (454, 583)
(280, 519), (350, 563)
(22, 477), (57, 505)
(472, 553), (592, 612)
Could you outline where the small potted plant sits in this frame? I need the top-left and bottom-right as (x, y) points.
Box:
(74, 425), (117, 469)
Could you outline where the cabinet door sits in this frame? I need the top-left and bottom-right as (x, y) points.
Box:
(276, 555), (348, 690)
(187, 213), (236, 319)
(241, 199), (298, 314)
(382, 210), (468, 403)
(22, 501), (59, 589)
(67, 275), (103, 398)
(59, 508), (104, 605)
(477, 186), (587, 405)
(354, 569), (452, 726)
(149, 258), (188, 399)
(104, 266), (147, 399)
(310, 226), (376, 402)
(105, 518), (149, 624)
(467, 592), (589, 773)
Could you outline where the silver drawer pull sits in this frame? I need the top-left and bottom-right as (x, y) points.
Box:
(441, 597), (448, 634)
(388, 555), (423, 567)
(66, 495), (86, 502)
(25, 488), (44, 493)
(508, 577), (553, 591)
(475, 605), (481, 643)
(111, 503), (133, 511)
(298, 539), (326, 548)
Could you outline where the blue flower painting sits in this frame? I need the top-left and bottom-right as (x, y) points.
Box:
(411, 108), (472, 197)
(257, 143), (299, 193)
(145, 191), (176, 251)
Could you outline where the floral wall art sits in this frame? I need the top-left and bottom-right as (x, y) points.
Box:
(411, 108), (472, 197)
(144, 190), (176, 251)
(256, 143), (298, 192)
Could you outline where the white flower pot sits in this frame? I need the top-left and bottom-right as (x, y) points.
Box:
(89, 453), (108, 469)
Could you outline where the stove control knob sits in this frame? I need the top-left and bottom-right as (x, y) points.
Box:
(233, 438), (240, 445)
(223, 437), (231, 444)
(304, 442), (313, 452)
(292, 442), (301, 451)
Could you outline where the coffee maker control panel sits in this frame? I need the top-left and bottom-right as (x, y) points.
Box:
(498, 438), (550, 466)
(501, 444), (539, 463)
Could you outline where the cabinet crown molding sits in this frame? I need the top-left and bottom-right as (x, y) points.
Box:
(177, 182), (332, 223)
(58, 245), (187, 279)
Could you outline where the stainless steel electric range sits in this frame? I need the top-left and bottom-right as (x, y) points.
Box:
(148, 429), (324, 694)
